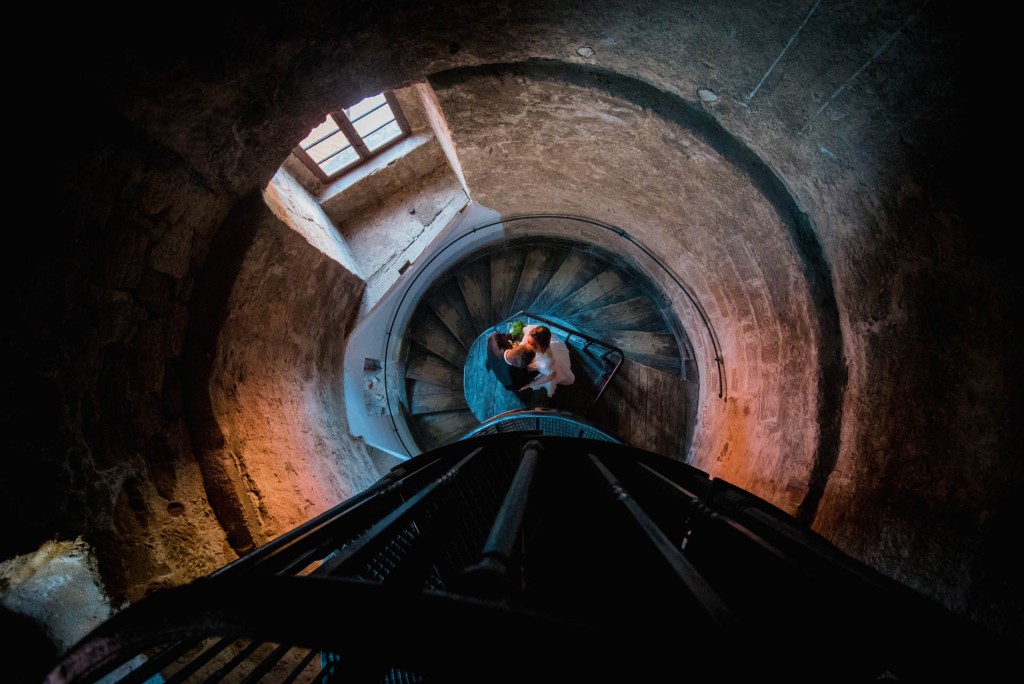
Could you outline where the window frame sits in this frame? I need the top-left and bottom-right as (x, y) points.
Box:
(293, 90), (412, 183)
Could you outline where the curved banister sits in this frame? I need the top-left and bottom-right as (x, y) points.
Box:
(465, 407), (621, 443)
(45, 432), (1001, 683)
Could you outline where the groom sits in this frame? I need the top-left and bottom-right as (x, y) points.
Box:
(485, 331), (537, 394)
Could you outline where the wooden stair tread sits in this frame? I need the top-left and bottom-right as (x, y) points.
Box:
(405, 345), (463, 389)
(558, 281), (641, 323)
(409, 380), (468, 414)
(530, 249), (603, 314)
(409, 309), (468, 368)
(455, 259), (492, 335)
(567, 295), (665, 333)
(604, 330), (681, 373)
(604, 330), (679, 356)
(509, 246), (566, 315)
(546, 268), (628, 319)
(587, 359), (690, 459)
(412, 409), (481, 450)
(490, 249), (526, 322)
(427, 279), (477, 349)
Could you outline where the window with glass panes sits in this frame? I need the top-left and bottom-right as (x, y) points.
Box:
(293, 91), (411, 182)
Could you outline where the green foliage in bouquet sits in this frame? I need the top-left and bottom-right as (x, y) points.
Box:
(509, 320), (525, 340)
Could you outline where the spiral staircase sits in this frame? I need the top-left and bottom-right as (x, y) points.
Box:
(397, 236), (697, 454)
(44, 435), (1004, 683)
(41, 230), (1010, 683)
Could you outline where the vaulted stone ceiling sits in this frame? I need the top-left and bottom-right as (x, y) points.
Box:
(8, 0), (1016, 643)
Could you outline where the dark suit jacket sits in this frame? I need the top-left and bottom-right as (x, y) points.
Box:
(486, 332), (532, 391)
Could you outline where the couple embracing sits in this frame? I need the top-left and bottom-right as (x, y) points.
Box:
(485, 324), (575, 398)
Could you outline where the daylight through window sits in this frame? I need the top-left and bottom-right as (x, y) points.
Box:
(294, 91), (410, 182)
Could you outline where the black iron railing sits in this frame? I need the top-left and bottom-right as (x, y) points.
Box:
(465, 407), (620, 443)
(44, 432), (1002, 683)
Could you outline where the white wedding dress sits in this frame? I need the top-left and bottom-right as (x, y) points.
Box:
(523, 325), (575, 396)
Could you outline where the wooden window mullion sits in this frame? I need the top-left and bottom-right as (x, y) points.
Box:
(292, 145), (331, 183)
(293, 90), (411, 183)
(334, 113), (371, 160)
(384, 91), (411, 136)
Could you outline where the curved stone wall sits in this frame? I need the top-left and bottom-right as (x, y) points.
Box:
(8, 0), (1015, 641)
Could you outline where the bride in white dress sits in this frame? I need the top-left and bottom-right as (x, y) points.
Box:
(520, 324), (575, 397)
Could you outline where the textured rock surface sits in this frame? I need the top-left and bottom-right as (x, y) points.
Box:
(7, 0), (1015, 645)
(190, 193), (380, 551)
(0, 539), (112, 654)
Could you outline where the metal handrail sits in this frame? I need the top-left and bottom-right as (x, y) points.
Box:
(464, 407), (621, 443)
(45, 433), (1001, 683)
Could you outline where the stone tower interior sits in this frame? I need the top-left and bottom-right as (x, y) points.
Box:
(2, 0), (1016, 679)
